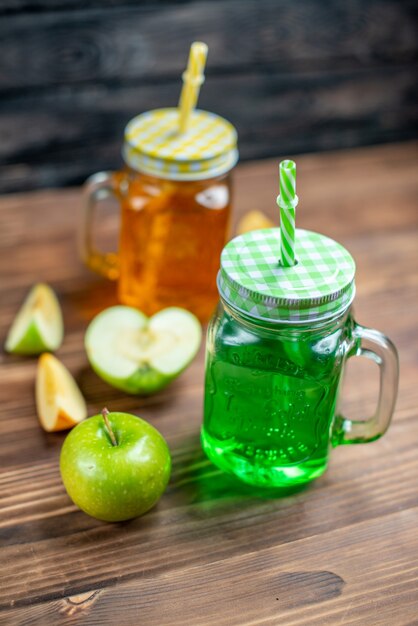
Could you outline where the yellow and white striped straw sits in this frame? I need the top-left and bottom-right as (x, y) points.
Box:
(178, 42), (208, 134)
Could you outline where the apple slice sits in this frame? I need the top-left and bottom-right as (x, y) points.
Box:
(5, 283), (64, 355)
(36, 353), (87, 432)
(237, 210), (275, 235)
(85, 306), (202, 394)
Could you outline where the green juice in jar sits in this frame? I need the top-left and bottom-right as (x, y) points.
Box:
(201, 161), (399, 489)
(202, 302), (350, 487)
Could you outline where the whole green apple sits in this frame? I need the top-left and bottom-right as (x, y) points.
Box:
(60, 409), (171, 522)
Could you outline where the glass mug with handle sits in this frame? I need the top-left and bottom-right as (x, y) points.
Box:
(81, 108), (238, 323)
(202, 228), (399, 488)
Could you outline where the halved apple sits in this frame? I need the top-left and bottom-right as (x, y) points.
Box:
(5, 283), (64, 355)
(85, 306), (202, 394)
(36, 354), (87, 432)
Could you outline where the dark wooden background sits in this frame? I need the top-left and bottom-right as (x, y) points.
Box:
(0, 0), (417, 193)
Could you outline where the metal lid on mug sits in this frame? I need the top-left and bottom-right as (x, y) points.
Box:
(122, 108), (238, 181)
(218, 228), (356, 323)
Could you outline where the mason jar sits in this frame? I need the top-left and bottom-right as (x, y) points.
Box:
(81, 108), (238, 322)
(202, 228), (399, 488)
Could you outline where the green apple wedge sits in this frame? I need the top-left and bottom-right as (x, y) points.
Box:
(5, 283), (64, 355)
(84, 306), (202, 394)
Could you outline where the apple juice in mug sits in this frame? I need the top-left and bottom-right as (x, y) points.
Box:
(202, 161), (399, 488)
(81, 43), (238, 323)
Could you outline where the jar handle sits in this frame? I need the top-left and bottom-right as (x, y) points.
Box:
(333, 324), (399, 445)
(80, 171), (120, 280)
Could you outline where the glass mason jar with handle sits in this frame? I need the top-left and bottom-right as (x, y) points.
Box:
(81, 108), (237, 323)
(81, 42), (238, 322)
(202, 228), (399, 488)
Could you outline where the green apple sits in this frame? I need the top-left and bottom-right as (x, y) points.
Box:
(5, 283), (64, 355)
(84, 306), (201, 394)
(60, 409), (171, 522)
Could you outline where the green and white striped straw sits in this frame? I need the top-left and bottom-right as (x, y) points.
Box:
(277, 159), (298, 267)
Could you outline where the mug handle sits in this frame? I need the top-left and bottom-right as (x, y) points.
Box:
(333, 323), (399, 445)
(80, 171), (121, 280)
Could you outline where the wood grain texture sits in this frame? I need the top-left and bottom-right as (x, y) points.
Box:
(1, 67), (416, 193)
(0, 143), (418, 625)
(0, 0), (417, 192)
(1, 0), (416, 90)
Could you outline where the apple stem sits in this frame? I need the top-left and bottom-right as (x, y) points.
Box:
(102, 408), (117, 446)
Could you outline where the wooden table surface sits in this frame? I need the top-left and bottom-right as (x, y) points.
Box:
(1, 142), (417, 626)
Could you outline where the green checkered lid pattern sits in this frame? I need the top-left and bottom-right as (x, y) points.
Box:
(219, 228), (356, 323)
